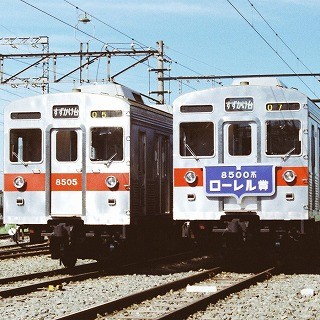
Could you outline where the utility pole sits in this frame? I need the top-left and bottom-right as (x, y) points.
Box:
(157, 40), (165, 104)
(149, 40), (170, 104)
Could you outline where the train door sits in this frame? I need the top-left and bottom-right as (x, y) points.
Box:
(156, 135), (171, 214)
(50, 128), (84, 216)
(138, 131), (146, 215)
(221, 120), (259, 210)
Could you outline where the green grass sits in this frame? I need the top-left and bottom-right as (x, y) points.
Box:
(0, 224), (16, 235)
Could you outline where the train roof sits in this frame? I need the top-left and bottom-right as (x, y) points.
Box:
(4, 82), (172, 116)
(77, 82), (172, 114)
(173, 77), (310, 106)
(231, 77), (287, 87)
(75, 82), (145, 104)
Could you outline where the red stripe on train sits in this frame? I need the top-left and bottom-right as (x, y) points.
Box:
(276, 166), (308, 186)
(51, 173), (82, 191)
(86, 173), (129, 191)
(4, 172), (130, 192)
(174, 168), (204, 187)
(4, 173), (45, 191)
(174, 166), (308, 187)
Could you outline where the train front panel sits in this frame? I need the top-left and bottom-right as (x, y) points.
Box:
(4, 92), (131, 227)
(173, 79), (318, 229)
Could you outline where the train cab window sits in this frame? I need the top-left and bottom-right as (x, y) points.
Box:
(266, 120), (301, 155)
(228, 123), (251, 156)
(10, 129), (42, 163)
(56, 130), (78, 162)
(180, 122), (214, 157)
(90, 127), (123, 162)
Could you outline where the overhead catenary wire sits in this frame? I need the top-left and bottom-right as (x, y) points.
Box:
(17, 0), (226, 101)
(18, 0), (166, 97)
(226, 0), (320, 99)
(247, 0), (314, 76)
(63, 0), (152, 51)
(63, 0), (218, 91)
(19, 0), (113, 49)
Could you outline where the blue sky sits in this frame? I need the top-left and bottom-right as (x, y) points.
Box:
(1, 0), (320, 106)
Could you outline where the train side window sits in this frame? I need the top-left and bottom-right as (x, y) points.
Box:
(180, 122), (214, 157)
(10, 129), (42, 163)
(228, 123), (251, 156)
(56, 130), (78, 162)
(90, 127), (123, 162)
(266, 120), (301, 155)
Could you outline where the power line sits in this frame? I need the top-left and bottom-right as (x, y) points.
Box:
(63, 0), (152, 51)
(18, 0), (166, 94)
(19, 0), (112, 49)
(63, 1), (220, 90)
(247, 0), (314, 76)
(226, 0), (319, 98)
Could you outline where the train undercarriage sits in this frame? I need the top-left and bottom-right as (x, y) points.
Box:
(184, 216), (320, 268)
(39, 216), (180, 268)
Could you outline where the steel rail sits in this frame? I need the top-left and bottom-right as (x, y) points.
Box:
(0, 262), (100, 285)
(0, 251), (205, 298)
(0, 244), (50, 259)
(0, 249), (50, 260)
(155, 267), (276, 320)
(0, 242), (47, 253)
(0, 269), (103, 298)
(55, 267), (222, 320)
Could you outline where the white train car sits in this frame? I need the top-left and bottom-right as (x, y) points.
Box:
(173, 78), (320, 250)
(3, 83), (172, 266)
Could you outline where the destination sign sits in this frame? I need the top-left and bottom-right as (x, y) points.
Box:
(266, 102), (300, 111)
(90, 110), (122, 118)
(205, 165), (275, 200)
(225, 97), (253, 112)
(53, 105), (79, 119)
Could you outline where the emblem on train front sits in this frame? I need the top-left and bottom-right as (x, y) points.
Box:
(205, 165), (275, 200)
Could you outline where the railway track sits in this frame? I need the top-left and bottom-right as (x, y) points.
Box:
(0, 250), (276, 319)
(0, 251), (209, 298)
(0, 242), (49, 259)
(0, 234), (11, 240)
(0, 261), (100, 286)
(55, 267), (276, 320)
(0, 267), (106, 298)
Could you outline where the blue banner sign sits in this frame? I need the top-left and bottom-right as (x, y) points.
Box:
(205, 165), (275, 199)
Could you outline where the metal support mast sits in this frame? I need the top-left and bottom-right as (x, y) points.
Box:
(0, 36), (49, 93)
(149, 40), (170, 104)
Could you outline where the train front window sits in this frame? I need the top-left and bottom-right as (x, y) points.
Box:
(90, 127), (123, 162)
(56, 130), (78, 162)
(10, 129), (42, 163)
(228, 123), (251, 156)
(180, 122), (214, 157)
(266, 120), (301, 155)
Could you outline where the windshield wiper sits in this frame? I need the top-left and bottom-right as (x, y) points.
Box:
(105, 152), (117, 167)
(185, 143), (199, 161)
(12, 151), (28, 167)
(282, 147), (295, 161)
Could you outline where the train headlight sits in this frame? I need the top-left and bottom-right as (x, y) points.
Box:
(13, 176), (26, 189)
(184, 170), (197, 184)
(105, 175), (118, 189)
(282, 170), (296, 183)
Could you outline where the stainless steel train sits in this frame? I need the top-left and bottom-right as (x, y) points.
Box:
(3, 83), (173, 266)
(173, 78), (320, 252)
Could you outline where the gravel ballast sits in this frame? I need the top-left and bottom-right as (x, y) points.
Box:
(188, 274), (320, 319)
(1, 256), (320, 319)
